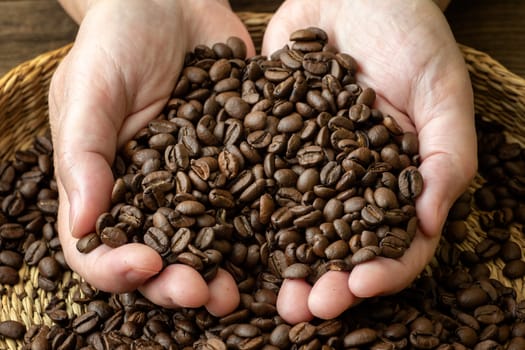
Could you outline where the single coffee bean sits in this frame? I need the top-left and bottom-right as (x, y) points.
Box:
(288, 322), (316, 345)
(503, 260), (525, 279)
(398, 166), (423, 199)
(0, 265), (19, 285)
(0, 320), (26, 339)
(76, 233), (102, 254)
(282, 263), (312, 279)
(37, 256), (61, 280)
(344, 328), (378, 347)
(100, 227), (128, 248)
(24, 239), (48, 266)
(72, 311), (100, 334)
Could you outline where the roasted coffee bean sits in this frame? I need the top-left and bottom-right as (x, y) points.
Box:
(0, 223), (25, 239)
(76, 233), (102, 254)
(503, 260), (525, 279)
(474, 305), (505, 324)
(37, 256), (61, 280)
(144, 227), (170, 254)
(100, 227), (128, 248)
(344, 328), (378, 347)
(175, 200), (206, 216)
(351, 246), (381, 265)
(282, 263), (312, 279)
(0, 320), (26, 339)
(72, 311), (100, 334)
(0, 265), (19, 285)
(0, 250), (23, 269)
(457, 286), (490, 309)
(398, 166), (423, 199)
(171, 228), (193, 254)
(288, 322), (316, 345)
(24, 239), (48, 265)
(475, 239), (501, 260)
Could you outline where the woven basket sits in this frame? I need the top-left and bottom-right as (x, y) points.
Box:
(1, 11), (525, 349)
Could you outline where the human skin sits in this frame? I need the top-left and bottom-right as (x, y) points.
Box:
(262, 0), (477, 324)
(50, 0), (254, 316)
(51, 0), (475, 323)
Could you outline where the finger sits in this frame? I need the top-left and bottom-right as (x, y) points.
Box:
(56, 183), (162, 292)
(276, 279), (314, 324)
(348, 229), (440, 298)
(205, 268), (240, 317)
(308, 271), (357, 320)
(139, 264), (209, 309)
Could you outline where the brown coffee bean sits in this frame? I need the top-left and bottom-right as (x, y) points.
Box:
(37, 256), (61, 280)
(278, 113), (304, 133)
(282, 263), (312, 279)
(474, 305), (505, 324)
(344, 328), (378, 347)
(270, 324), (291, 348)
(475, 239), (501, 260)
(171, 228), (193, 254)
(24, 239), (48, 266)
(288, 322), (316, 345)
(100, 227), (128, 248)
(144, 227), (170, 254)
(323, 198), (344, 222)
(0, 250), (23, 269)
(503, 260), (525, 279)
(0, 223), (25, 239)
(352, 246), (381, 265)
(72, 311), (100, 334)
(0, 320), (26, 339)
(297, 146), (325, 167)
(398, 166), (423, 199)
(175, 200), (206, 216)
(324, 240), (350, 260)
(0, 266), (19, 285)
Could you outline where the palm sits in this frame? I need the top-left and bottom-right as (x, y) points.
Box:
(262, 0), (477, 322)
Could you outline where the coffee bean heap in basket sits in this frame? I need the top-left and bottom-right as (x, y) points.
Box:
(76, 27), (423, 285)
(2, 27), (525, 350)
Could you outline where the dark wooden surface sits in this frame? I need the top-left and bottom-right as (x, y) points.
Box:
(1, 0), (524, 78)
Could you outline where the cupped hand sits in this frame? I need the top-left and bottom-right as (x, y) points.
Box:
(262, 0), (477, 323)
(49, 0), (254, 316)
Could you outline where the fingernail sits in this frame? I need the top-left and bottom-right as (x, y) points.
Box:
(68, 189), (79, 236)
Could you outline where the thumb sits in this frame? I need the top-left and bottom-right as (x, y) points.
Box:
(49, 52), (126, 238)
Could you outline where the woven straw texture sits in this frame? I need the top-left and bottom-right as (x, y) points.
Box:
(1, 11), (525, 349)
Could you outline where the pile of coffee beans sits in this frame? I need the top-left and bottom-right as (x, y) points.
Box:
(76, 27), (423, 285)
(469, 118), (525, 279)
(1, 27), (525, 350)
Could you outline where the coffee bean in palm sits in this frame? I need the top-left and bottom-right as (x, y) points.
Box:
(100, 227), (128, 248)
(398, 166), (423, 199)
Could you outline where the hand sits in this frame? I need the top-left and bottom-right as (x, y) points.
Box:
(49, 0), (254, 316)
(262, 0), (477, 323)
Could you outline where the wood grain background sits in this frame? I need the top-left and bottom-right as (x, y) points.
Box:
(0, 0), (524, 77)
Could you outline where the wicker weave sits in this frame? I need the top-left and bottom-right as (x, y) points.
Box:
(1, 11), (525, 350)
